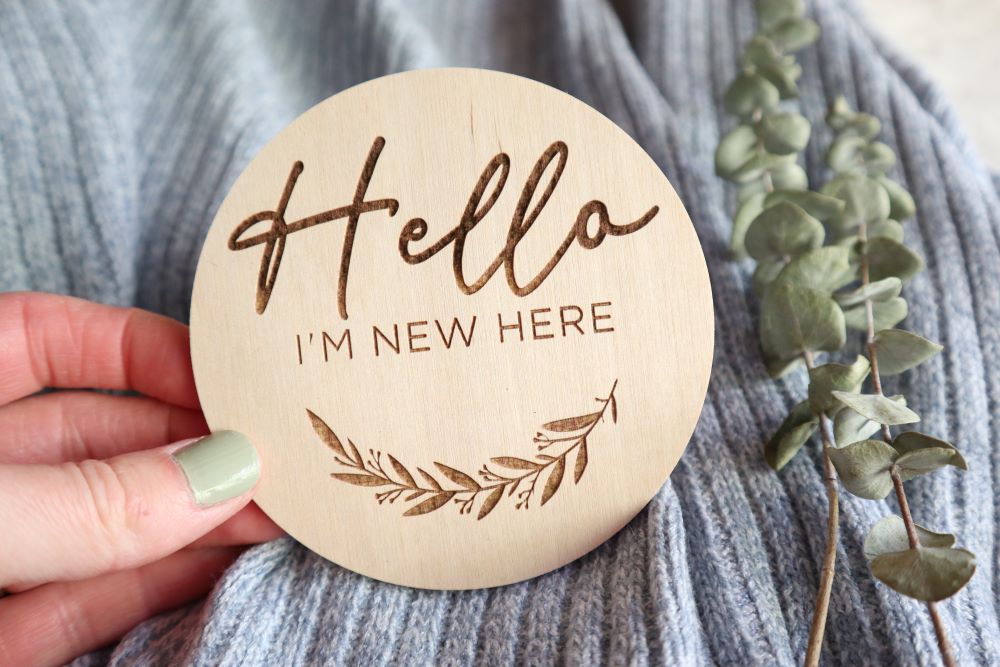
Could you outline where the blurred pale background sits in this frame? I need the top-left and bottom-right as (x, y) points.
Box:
(864, 0), (1000, 169)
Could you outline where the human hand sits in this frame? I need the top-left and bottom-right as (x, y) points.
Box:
(0, 292), (282, 665)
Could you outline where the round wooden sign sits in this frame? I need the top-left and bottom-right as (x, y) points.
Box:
(191, 68), (713, 590)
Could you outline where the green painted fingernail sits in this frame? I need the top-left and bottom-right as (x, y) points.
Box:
(172, 431), (260, 507)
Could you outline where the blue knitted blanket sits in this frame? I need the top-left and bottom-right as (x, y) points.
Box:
(2, 1), (998, 664)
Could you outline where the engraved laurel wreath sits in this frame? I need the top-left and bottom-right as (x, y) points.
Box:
(307, 380), (619, 520)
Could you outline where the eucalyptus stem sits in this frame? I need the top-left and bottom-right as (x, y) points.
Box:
(802, 350), (839, 667)
(858, 222), (957, 667)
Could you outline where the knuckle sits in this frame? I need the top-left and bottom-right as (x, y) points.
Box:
(69, 459), (149, 567)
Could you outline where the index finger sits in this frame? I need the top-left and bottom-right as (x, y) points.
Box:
(0, 292), (199, 408)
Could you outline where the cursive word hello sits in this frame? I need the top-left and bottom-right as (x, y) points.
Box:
(229, 137), (658, 320)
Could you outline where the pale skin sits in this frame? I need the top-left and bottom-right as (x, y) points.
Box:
(0, 292), (283, 666)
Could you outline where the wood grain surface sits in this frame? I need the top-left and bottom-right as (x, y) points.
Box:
(190, 68), (714, 589)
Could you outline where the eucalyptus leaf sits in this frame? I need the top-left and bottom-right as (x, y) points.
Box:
(769, 163), (809, 191)
(864, 515), (955, 560)
(715, 124), (759, 178)
(758, 111), (811, 154)
(827, 439), (898, 499)
(832, 391), (920, 425)
(826, 135), (869, 173)
(865, 237), (924, 282)
(767, 355), (804, 379)
(870, 547), (975, 601)
(756, 0), (804, 32)
(731, 152), (795, 184)
(844, 296), (908, 331)
(725, 72), (780, 117)
(834, 406), (884, 445)
(745, 202), (825, 262)
(764, 189), (845, 221)
(753, 258), (787, 296)
(775, 246), (854, 292)
(808, 355), (870, 414)
(822, 173), (891, 228)
(743, 35), (783, 68)
(826, 96), (853, 131)
(838, 114), (882, 141)
(760, 282), (847, 361)
(766, 17), (820, 52)
(860, 141), (897, 175)
(730, 193), (766, 258)
(758, 61), (802, 99)
(765, 400), (818, 470)
(867, 219), (904, 243)
(872, 329), (942, 375)
(895, 447), (957, 481)
(876, 175), (916, 220)
(836, 277), (902, 307)
(893, 431), (967, 471)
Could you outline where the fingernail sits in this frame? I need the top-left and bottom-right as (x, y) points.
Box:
(171, 431), (260, 507)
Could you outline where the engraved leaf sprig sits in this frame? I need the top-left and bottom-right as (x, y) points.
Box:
(310, 379), (618, 520)
(716, 2), (972, 665)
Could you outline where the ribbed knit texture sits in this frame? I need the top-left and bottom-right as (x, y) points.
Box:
(2, 0), (998, 664)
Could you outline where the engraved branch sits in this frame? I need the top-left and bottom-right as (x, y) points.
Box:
(308, 379), (619, 520)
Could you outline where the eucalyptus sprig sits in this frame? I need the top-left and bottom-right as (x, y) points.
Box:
(715, 2), (973, 666)
(821, 97), (974, 665)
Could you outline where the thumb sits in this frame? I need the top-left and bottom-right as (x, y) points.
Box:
(0, 432), (260, 589)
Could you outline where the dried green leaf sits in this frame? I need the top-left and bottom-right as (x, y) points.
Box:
(832, 391), (920, 425)
(836, 114), (882, 141)
(865, 237), (924, 282)
(822, 173), (891, 228)
(826, 95), (853, 131)
(732, 152), (796, 183)
(875, 175), (916, 220)
(868, 219), (904, 243)
(715, 124), (758, 179)
(834, 406), (883, 445)
(766, 17), (820, 52)
(763, 189), (845, 221)
(760, 282), (847, 361)
(872, 329), (942, 375)
(769, 163), (809, 191)
(844, 296), (908, 331)
(827, 439), (898, 499)
(836, 277), (902, 307)
(766, 355), (804, 379)
(765, 400), (818, 470)
(731, 193), (766, 258)
(758, 61), (802, 99)
(724, 72), (780, 117)
(895, 447), (957, 481)
(775, 246), (854, 292)
(864, 515), (955, 560)
(808, 355), (870, 414)
(871, 547), (975, 601)
(743, 35), (783, 67)
(893, 431), (967, 471)
(758, 111), (811, 154)
(745, 202), (825, 262)
(753, 258), (787, 296)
